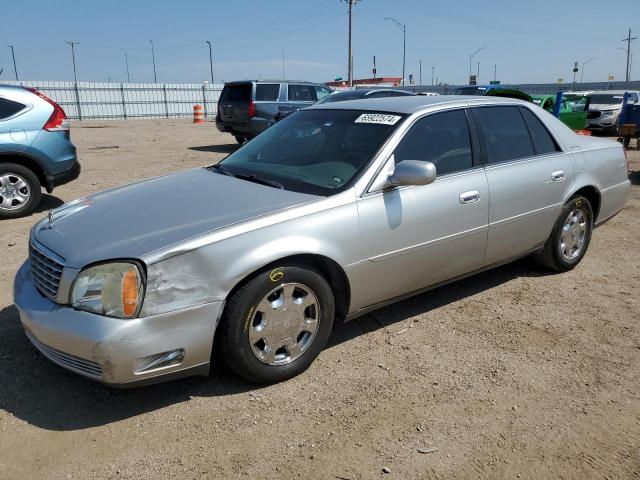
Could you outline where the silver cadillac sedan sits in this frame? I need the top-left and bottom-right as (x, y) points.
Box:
(14, 96), (630, 387)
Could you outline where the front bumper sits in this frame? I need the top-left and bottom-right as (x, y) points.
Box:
(14, 261), (222, 387)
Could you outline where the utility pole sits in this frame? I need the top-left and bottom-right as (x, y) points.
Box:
(430, 65), (435, 85)
(419, 59), (422, 86)
(622, 28), (637, 84)
(477, 61), (480, 80)
(343, 0), (360, 88)
(65, 41), (81, 120)
(282, 47), (285, 79)
(150, 40), (157, 83)
(124, 53), (130, 83)
(385, 17), (406, 86)
(206, 41), (214, 84)
(493, 64), (497, 82)
(8, 46), (18, 81)
(65, 41), (79, 82)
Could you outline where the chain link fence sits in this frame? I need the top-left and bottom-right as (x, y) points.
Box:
(2, 80), (223, 120)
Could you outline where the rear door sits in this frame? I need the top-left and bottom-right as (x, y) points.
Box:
(475, 105), (575, 264)
(0, 96), (29, 153)
(287, 84), (318, 109)
(218, 83), (252, 124)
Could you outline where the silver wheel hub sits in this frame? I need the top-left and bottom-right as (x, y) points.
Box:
(0, 174), (30, 211)
(249, 283), (320, 366)
(560, 208), (587, 261)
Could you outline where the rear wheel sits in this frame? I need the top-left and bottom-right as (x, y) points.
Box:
(535, 195), (593, 272)
(0, 163), (41, 220)
(218, 264), (335, 383)
(234, 135), (246, 144)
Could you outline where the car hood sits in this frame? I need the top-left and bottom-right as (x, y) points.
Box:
(32, 168), (320, 268)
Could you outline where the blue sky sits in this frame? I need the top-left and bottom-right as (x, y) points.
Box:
(1, 0), (637, 85)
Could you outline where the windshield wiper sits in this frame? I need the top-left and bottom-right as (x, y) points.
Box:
(208, 164), (235, 177)
(234, 174), (284, 190)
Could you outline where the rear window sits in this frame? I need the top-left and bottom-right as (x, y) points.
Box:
(255, 84), (280, 101)
(0, 98), (26, 119)
(475, 106), (534, 164)
(220, 84), (251, 102)
(288, 85), (317, 102)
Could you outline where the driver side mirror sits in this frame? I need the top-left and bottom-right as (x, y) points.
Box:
(388, 160), (437, 188)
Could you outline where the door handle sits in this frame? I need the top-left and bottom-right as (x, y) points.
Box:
(459, 190), (481, 204)
(551, 170), (566, 182)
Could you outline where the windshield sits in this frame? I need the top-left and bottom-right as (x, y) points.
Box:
(315, 91), (367, 104)
(451, 86), (488, 95)
(589, 94), (623, 105)
(217, 109), (405, 196)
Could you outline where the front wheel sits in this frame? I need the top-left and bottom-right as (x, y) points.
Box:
(535, 195), (593, 272)
(234, 135), (246, 144)
(218, 264), (335, 383)
(0, 163), (41, 220)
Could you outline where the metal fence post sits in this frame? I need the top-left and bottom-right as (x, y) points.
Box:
(120, 83), (127, 119)
(202, 84), (208, 118)
(163, 83), (169, 119)
(74, 81), (82, 120)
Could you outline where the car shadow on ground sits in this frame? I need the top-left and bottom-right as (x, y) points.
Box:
(189, 144), (238, 154)
(35, 194), (65, 213)
(629, 171), (640, 185)
(0, 257), (551, 431)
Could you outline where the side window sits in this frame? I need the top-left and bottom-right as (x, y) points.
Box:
(393, 109), (473, 176)
(288, 85), (317, 102)
(630, 93), (639, 103)
(0, 98), (26, 120)
(315, 86), (332, 100)
(475, 106), (534, 164)
(255, 84), (280, 101)
(520, 108), (561, 155)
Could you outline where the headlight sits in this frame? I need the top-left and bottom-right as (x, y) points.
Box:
(71, 262), (144, 318)
(601, 110), (614, 117)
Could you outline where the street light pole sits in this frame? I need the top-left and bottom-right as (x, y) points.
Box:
(469, 46), (486, 83)
(580, 57), (596, 83)
(65, 41), (79, 83)
(430, 65), (435, 85)
(150, 40), (157, 83)
(8, 46), (18, 81)
(385, 17), (406, 86)
(419, 59), (422, 85)
(206, 41), (214, 84)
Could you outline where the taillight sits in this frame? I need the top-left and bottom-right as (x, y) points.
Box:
(24, 88), (70, 132)
(248, 101), (256, 118)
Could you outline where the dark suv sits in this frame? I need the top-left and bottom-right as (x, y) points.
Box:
(216, 80), (332, 143)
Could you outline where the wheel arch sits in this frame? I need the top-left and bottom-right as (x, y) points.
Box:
(222, 253), (351, 323)
(0, 152), (49, 192)
(572, 185), (601, 222)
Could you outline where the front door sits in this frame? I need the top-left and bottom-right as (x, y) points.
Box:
(353, 108), (489, 310)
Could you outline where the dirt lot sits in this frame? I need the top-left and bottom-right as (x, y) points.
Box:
(0, 120), (639, 480)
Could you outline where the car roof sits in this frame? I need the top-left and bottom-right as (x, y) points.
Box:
(330, 88), (411, 96)
(307, 94), (530, 114)
(587, 90), (637, 95)
(224, 80), (321, 85)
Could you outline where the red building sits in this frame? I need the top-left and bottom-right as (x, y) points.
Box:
(324, 77), (402, 88)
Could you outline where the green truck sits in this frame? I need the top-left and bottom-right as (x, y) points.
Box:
(531, 94), (589, 131)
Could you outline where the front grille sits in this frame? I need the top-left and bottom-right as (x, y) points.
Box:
(25, 328), (103, 378)
(29, 243), (64, 300)
(587, 111), (601, 119)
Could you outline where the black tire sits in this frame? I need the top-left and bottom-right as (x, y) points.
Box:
(0, 163), (41, 220)
(217, 264), (335, 383)
(535, 195), (593, 272)
(623, 136), (631, 148)
(234, 135), (246, 144)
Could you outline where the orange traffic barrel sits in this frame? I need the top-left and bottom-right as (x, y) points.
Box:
(193, 104), (204, 124)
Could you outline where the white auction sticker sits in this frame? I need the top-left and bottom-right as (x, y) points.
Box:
(354, 113), (402, 125)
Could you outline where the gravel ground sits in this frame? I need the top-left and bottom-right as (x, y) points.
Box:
(0, 120), (639, 480)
